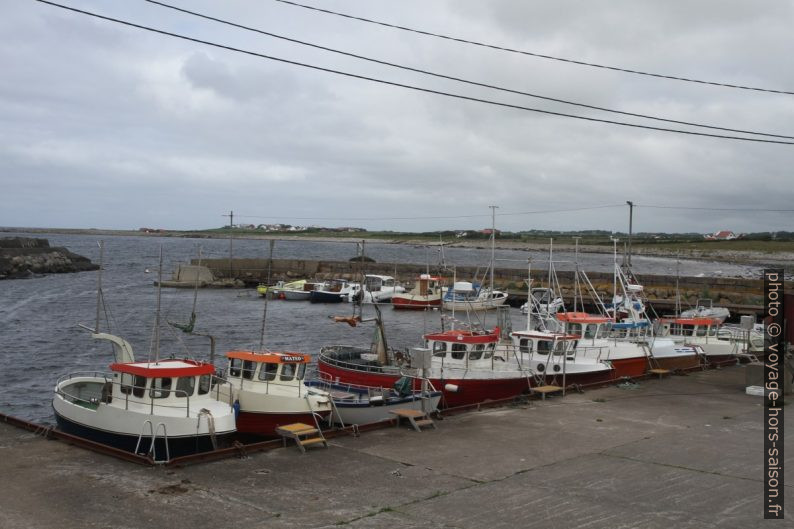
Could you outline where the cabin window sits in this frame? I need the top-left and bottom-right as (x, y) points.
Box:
(707, 326), (717, 337)
(175, 376), (195, 398)
(296, 363), (306, 380)
(120, 372), (134, 395)
(469, 344), (484, 360)
(229, 358), (242, 377)
(150, 377), (172, 399)
(198, 374), (211, 395)
(519, 338), (532, 355)
(537, 341), (551, 355)
(451, 343), (467, 360)
(483, 343), (494, 359)
(258, 363), (278, 381)
(432, 342), (446, 357)
(568, 323), (581, 335)
(242, 360), (255, 380)
(553, 341), (568, 356)
(696, 326), (707, 337)
(584, 325), (598, 339)
(280, 363), (296, 381)
(132, 375), (146, 398)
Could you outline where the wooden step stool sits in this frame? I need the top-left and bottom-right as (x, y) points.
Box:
(275, 423), (328, 453)
(648, 368), (671, 380)
(390, 409), (436, 432)
(531, 385), (563, 400)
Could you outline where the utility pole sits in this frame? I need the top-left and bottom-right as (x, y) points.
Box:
(222, 210), (234, 279)
(626, 201), (634, 269)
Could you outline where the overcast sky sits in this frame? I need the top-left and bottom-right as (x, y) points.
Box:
(2, 0), (793, 234)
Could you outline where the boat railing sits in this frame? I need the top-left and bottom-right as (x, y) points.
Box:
(319, 347), (399, 374)
(57, 372), (233, 418)
(574, 345), (609, 362)
(314, 370), (438, 396)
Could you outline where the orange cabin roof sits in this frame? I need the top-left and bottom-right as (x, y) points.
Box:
(110, 359), (215, 378)
(556, 312), (611, 324)
(225, 350), (311, 364)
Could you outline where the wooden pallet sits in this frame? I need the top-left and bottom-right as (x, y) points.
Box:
(275, 423), (328, 453)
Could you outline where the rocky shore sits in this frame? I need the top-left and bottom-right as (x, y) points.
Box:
(0, 237), (98, 279)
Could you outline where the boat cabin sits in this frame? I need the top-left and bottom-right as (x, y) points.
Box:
(413, 274), (442, 295)
(108, 359), (218, 407)
(225, 351), (311, 392)
(364, 275), (396, 292)
(322, 279), (349, 292)
(555, 312), (612, 342)
(657, 317), (720, 340)
(510, 330), (579, 359)
(423, 329), (499, 366)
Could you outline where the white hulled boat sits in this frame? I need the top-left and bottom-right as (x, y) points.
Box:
(53, 358), (236, 460)
(219, 350), (332, 437)
(392, 274), (443, 310)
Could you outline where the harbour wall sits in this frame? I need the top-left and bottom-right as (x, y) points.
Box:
(196, 258), (779, 316)
(0, 237), (98, 279)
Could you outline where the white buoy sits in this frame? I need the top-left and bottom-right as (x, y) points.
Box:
(444, 383), (460, 393)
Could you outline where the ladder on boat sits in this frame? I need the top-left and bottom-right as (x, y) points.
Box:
(136, 420), (169, 463)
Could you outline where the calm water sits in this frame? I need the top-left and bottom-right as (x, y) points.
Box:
(0, 232), (761, 424)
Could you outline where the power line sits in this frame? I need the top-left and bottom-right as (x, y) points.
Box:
(276, 0), (794, 96)
(143, 0), (794, 140)
(33, 1), (794, 145)
(236, 205), (625, 221)
(637, 204), (794, 212)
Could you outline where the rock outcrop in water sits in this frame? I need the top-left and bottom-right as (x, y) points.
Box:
(0, 237), (99, 279)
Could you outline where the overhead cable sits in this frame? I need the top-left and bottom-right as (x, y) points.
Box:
(33, 1), (794, 145)
(276, 0), (793, 96)
(144, 0), (794, 140)
(236, 205), (626, 221)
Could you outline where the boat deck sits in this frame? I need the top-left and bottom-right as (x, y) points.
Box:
(0, 365), (783, 528)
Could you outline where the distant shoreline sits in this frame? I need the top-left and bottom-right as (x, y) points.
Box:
(1, 226), (791, 268)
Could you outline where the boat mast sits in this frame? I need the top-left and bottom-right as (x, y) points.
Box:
(611, 237), (618, 323)
(258, 239), (275, 350)
(94, 240), (104, 333)
(154, 245), (163, 364)
(489, 205), (497, 299)
(526, 258), (532, 331)
(573, 236), (581, 313)
(675, 251), (681, 317)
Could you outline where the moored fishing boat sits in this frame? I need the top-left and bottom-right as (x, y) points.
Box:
(392, 274), (443, 310)
(310, 278), (355, 303)
(53, 359), (237, 459)
(346, 274), (406, 303)
(272, 279), (322, 300)
(305, 373), (442, 426)
(52, 242), (236, 461)
(654, 317), (739, 366)
(510, 329), (615, 386)
(679, 299), (730, 324)
(554, 312), (650, 379)
(318, 324), (532, 408)
(441, 281), (508, 311)
(218, 350), (332, 436)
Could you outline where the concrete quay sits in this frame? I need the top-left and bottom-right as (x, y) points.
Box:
(0, 366), (789, 528)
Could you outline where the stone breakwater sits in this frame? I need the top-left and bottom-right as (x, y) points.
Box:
(196, 258), (782, 314)
(0, 237), (98, 279)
